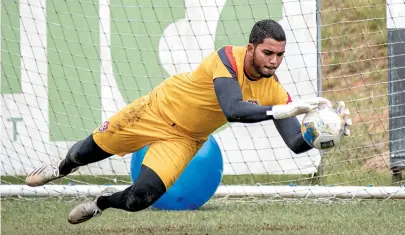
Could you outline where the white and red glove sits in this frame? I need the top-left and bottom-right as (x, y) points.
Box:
(267, 97), (332, 119)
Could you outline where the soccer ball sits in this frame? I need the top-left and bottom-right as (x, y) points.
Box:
(301, 108), (344, 150)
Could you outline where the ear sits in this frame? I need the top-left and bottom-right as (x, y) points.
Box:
(247, 43), (255, 56)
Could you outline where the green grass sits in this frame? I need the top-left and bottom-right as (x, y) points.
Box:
(2, 198), (405, 235)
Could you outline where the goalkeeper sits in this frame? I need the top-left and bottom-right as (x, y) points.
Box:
(26, 19), (351, 224)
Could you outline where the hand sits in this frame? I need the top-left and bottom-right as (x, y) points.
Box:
(336, 101), (352, 136)
(270, 97), (332, 119)
(300, 97), (333, 110)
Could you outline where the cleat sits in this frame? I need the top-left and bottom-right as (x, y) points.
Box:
(26, 163), (79, 187)
(67, 187), (119, 224)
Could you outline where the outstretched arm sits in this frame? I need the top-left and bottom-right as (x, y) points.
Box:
(214, 77), (274, 123)
(214, 77), (311, 153)
(214, 77), (332, 123)
(214, 77), (312, 153)
(273, 117), (312, 154)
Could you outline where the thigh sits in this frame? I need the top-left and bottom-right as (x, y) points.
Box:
(142, 139), (201, 189)
(92, 95), (168, 156)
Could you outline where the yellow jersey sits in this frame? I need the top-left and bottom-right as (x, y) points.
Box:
(151, 45), (291, 139)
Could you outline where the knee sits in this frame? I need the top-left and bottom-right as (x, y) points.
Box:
(125, 184), (165, 212)
(66, 141), (83, 163)
(66, 135), (111, 164)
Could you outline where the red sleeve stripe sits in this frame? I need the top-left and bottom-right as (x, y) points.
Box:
(217, 46), (238, 78)
(225, 46), (238, 77)
(286, 93), (292, 104)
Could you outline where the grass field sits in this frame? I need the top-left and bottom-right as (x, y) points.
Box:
(2, 0), (404, 234)
(2, 198), (405, 235)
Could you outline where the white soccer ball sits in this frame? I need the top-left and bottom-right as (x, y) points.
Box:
(301, 108), (344, 150)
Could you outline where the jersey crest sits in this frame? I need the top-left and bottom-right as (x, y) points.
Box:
(98, 121), (109, 132)
(247, 99), (259, 105)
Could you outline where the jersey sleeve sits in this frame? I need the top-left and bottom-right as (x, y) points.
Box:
(210, 46), (239, 80)
(273, 74), (293, 105)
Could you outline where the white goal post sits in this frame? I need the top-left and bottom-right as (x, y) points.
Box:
(2, 185), (405, 199)
(1, 0), (404, 199)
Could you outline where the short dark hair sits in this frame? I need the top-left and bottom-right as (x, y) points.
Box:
(249, 19), (286, 45)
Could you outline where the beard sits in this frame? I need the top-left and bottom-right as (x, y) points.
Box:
(252, 53), (275, 78)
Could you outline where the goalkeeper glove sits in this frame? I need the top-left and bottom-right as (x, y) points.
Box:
(267, 97), (332, 119)
(336, 101), (352, 136)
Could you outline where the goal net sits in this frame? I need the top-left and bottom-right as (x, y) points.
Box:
(1, 0), (405, 199)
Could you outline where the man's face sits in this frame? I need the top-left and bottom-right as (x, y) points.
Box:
(250, 38), (286, 78)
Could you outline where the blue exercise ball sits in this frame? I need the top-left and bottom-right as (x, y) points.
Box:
(130, 135), (223, 210)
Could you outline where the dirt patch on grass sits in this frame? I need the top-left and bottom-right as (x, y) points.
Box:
(362, 151), (390, 171)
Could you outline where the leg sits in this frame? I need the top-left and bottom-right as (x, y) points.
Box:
(67, 165), (165, 224)
(58, 134), (113, 175)
(67, 139), (201, 224)
(25, 134), (113, 187)
(96, 165), (165, 211)
(26, 95), (154, 187)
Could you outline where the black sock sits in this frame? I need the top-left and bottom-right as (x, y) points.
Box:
(96, 165), (166, 211)
(58, 158), (80, 176)
(58, 134), (113, 176)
